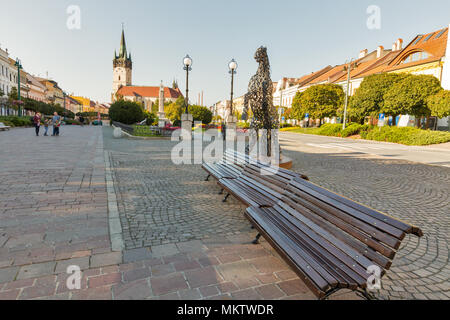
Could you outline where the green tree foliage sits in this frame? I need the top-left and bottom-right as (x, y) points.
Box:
(188, 105), (213, 124)
(348, 73), (408, 122)
(165, 96), (186, 121)
(143, 111), (157, 125)
(383, 74), (442, 120)
(109, 100), (145, 124)
(427, 90), (450, 118)
(8, 87), (18, 101)
(296, 84), (344, 121)
(291, 91), (306, 120)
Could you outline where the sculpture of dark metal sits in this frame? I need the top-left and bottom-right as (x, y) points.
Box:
(242, 46), (279, 157)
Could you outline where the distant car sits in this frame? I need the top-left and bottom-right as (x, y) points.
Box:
(92, 120), (103, 126)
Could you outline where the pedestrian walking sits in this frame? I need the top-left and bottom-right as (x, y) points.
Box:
(43, 118), (50, 136)
(52, 112), (61, 136)
(33, 112), (41, 136)
(79, 115), (85, 127)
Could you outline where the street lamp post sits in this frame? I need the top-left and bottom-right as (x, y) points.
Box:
(14, 58), (23, 117)
(342, 59), (353, 130)
(183, 55), (192, 114)
(228, 59), (238, 118)
(63, 92), (67, 121)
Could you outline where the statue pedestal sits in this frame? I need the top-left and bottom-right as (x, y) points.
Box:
(181, 113), (193, 140)
(226, 116), (237, 141)
(113, 127), (123, 139)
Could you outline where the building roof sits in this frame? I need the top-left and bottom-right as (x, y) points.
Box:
(296, 65), (334, 87)
(26, 74), (47, 90)
(117, 86), (183, 99)
(386, 27), (448, 72)
(308, 64), (347, 85)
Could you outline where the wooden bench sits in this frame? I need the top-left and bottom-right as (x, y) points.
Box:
(217, 152), (309, 208)
(201, 150), (244, 182)
(244, 176), (423, 299)
(0, 122), (11, 131)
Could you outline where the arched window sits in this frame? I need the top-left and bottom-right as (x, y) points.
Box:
(401, 51), (430, 64)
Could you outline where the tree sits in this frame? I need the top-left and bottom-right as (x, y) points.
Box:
(297, 84), (344, 122)
(188, 105), (213, 124)
(0, 88), (4, 97)
(165, 96), (186, 122)
(349, 73), (408, 123)
(109, 100), (145, 124)
(383, 74), (442, 126)
(291, 91), (306, 120)
(427, 90), (450, 118)
(8, 87), (18, 101)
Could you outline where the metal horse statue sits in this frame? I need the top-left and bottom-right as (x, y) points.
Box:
(242, 46), (279, 157)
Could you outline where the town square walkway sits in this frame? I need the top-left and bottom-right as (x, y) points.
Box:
(0, 125), (448, 300)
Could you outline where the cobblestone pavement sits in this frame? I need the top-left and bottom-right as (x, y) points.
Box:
(0, 126), (448, 300)
(0, 126), (122, 300)
(281, 143), (450, 300)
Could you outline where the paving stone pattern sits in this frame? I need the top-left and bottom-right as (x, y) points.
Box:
(0, 126), (448, 300)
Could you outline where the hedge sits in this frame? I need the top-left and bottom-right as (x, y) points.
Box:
(280, 123), (450, 145)
(0, 116), (33, 127)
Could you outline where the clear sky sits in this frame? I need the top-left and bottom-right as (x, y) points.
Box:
(1, 0), (449, 105)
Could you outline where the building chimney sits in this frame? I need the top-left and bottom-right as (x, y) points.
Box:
(396, 39), (403, 51)
(377, 45), (384, 58)
(392, 42), (397, 51)
(358, 49), (368, 59)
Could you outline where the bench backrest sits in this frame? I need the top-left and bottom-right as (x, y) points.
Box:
(279, 177), (423, 271)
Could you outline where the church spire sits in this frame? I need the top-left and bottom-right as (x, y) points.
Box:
(119, 25), (127, 59)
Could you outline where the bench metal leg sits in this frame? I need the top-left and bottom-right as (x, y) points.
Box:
(252, 233), (262, 245)
(222, 193), (230, 202)
(356, 288), (377, 300)
(205, 174), (211, 182)
(218, 189), (224, 195)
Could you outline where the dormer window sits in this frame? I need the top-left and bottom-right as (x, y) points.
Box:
(401, 51), (430, 64)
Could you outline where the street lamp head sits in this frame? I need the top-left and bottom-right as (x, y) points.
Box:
(183, 54), (192, 70)
(228, 59), (238, 73)
(15, 58), (22, 69)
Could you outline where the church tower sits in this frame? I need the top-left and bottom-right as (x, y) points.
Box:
(112, 27), (132, 101)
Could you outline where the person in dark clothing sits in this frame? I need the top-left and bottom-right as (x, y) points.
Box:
(52, 112), (61, 136)
(79, 115), (85, 127)
(33, 112), (41, 136)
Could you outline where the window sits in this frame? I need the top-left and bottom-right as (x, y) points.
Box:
(423, 33), (434, 42)
(413, 35), (423, 45)
(401, 51), (430, 64)
(435, 29), (446, 39)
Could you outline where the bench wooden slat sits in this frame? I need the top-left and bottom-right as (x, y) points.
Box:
(289, 179), (405, 240)
(285, 184), (402, 250)
(219, 179), (272, 207)
(246, 207), (337, 293)
(263, 207), (365, 288)
(281, 192), (396, 260)
(281, 195), (393, 268)
(271, 204), (375, 282)
(292, 177), (423, 237)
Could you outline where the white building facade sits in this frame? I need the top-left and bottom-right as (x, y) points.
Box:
(0, 47), (19, 115)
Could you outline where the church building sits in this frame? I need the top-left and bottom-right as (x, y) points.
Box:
(111, 27), (183, 112)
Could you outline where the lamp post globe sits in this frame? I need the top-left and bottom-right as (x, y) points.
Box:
(228, 59), (238, 73)
(228, 59), (237, 119)
(183, 55), (192, 69)
(183, 54), (192, 114)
